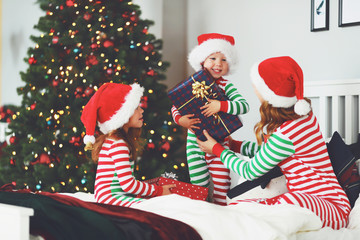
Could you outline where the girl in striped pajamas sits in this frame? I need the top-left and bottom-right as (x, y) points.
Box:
(81, 83), (174, 207)
(172, 33), (250, 205)
(197, 56), (351, 229)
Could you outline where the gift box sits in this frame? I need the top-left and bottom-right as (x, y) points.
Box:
(141, 177), (208, 201)
(168, 69), (242, 142)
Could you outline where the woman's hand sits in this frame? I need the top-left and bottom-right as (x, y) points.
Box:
(178, 114), (201, 133)
(161, 184), (176, 195)
(200, 99), (221, 117)
(196, 130), (218, 154)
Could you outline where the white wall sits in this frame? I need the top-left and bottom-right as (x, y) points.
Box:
(187, 0), (360, 141)
(0, 0), (42, 105)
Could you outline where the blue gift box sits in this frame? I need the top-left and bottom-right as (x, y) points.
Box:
(168, 70), (242, 142)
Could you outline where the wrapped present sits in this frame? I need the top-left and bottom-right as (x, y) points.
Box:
(168, 69), (242, 141)
(141, 177), (208, 201)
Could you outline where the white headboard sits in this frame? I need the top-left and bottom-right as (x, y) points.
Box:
(305, 79), (360, 144)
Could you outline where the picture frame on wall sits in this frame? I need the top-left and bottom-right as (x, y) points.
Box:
(339, 0), (360, 27)
(311, 0), (329, 32)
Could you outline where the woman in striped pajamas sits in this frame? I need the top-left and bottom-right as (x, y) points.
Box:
(197, 56), (351, 229)
(81, 83), (174, 207)
(172, 33), (250, 205)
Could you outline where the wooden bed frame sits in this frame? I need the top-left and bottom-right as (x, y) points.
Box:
(1, 79), (360, 240)
(305, 79), (360, 144)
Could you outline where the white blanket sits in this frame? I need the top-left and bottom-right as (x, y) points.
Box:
(133, 194), (360, 240)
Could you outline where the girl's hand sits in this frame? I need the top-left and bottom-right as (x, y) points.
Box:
(178, 114), (201, 132)
(161, 184), (176, 195)
(196, 130), (218, 154)
(200, 99), (221, 117)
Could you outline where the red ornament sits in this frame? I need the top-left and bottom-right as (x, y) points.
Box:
(90, 43), (98, 49)
(122, 12), (130, 18)
(30, 103), (36, 110)
(52, 79), (59, 87)
(9, 136), (17, 145)
(31, 153), (51, 165)
(142, 28), (148, 34)
(147, 69), (155, 76)
(66, 0), (74, 7)
(130, 15), (139, 22)
(52, 36), (59, 44)
(28, 57), (37, 65)
(142, 44), (154, 53)
(84, 87), (94, 97)
(75, 87), (83, 93)
(86, 55), (98, 66)
(69, 136), (81, 146)
(103, 40), (114, 48)
(83, 13), (92, 21)
(106, 68), (113, 75)
(10, 158), (15, 165)
(161, 142), (170, 152)
(147, 142), (155, 150)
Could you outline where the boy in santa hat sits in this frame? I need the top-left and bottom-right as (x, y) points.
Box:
(171, 33), (250, 205)
(81, 83), (174, 207)
(197, 56), (350, 229)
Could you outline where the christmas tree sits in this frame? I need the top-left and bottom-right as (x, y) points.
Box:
(0, 0), (187, 193)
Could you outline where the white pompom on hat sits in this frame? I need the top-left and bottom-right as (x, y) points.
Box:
(81, 82), (144, 149)
(188, 33), (238, 75)
(251, 56), (311, 116)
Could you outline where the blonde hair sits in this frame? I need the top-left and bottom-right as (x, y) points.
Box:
(254, 98), (311, 145)
(91, 127), (143, 163)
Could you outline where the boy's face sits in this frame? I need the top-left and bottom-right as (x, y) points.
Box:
(203, 52), (229, 79)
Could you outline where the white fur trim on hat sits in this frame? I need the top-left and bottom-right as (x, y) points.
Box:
(188, 39), (238, 75)
(250, 62), (297, 108)
(294, 99), (311, 116)
(83, 135), (95, 145)
(98, 83), (144, 134)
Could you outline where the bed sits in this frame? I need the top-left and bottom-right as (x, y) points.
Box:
(0, 79), (359, 240)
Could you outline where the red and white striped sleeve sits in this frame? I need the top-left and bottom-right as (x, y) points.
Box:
(109, 141), (163, 197)
(171, 105), (182, 125)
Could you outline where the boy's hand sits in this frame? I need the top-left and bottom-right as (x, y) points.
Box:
(200, 99), (221, 117)
(178, 114), (201, 132)
(161, 184), (176, 195)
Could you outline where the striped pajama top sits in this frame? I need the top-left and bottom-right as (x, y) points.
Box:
(213, 113), (351, 229)
(94, 139), (162, 207)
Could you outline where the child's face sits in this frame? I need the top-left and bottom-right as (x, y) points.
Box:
(125, 106), (144, 130)
(203, 52), (229, 79)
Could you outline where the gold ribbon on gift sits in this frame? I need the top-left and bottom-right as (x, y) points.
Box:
(177, 75), (230, 134)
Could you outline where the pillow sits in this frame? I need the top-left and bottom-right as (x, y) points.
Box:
(326, 131), (360, 208)
(227, 155), (288, 203)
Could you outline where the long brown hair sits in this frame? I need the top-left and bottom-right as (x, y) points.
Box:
(254, 98), (311, 145)
(91, 127), (143, 163)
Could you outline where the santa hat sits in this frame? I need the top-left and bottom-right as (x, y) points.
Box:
(188, 33), (238, 75)
(251, 56), (311, 116)
(81, 83), (144, 149)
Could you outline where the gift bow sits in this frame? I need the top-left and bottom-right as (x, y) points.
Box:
(192, 81), (211, 100)
(161, 172), (178, 180)
(191, 79), (221, 124)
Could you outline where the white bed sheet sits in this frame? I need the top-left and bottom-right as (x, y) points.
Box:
(61, 192), (360, 240)
(133, 194), (360, 240)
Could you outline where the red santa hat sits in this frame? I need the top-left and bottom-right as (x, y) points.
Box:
(251, 56), (311, 116)
(81, 83), (144, 149)
(188, 33), (238, 75)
